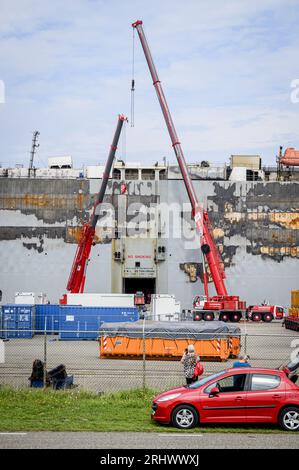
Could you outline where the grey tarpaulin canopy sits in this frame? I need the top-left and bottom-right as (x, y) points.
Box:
(99, 321), (241, 340)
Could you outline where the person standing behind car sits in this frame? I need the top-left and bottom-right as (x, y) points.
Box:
(181, 344), (200, 385)
(233, 354), (251, 390)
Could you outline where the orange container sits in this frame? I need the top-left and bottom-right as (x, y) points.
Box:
(100, 335), (234, 361)
(288, 307), (299, 318)
(228, 336), (241, 358)
(291, 290), (299, 308)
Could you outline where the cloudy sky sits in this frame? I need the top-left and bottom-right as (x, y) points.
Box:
(0, 0), (299, 168)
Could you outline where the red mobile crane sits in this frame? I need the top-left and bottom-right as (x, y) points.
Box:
(61, 114), (127, 299)
(132, 20), (283, 323)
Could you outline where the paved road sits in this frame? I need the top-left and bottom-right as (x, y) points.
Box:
(0, 431), (298, 449)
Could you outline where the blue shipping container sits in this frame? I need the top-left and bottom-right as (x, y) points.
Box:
(1, 305), (35, 339)
(59, 306), (139, 340)
(35, 304), (60, 334)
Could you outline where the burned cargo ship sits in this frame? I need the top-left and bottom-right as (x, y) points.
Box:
(0, 154), (298, 312)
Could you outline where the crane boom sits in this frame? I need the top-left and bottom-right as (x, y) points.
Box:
(66, 114), (127, 293)
(29, 131), (40, 178)
(132, 20), (227, 297)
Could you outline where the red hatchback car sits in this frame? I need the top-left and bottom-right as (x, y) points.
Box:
(151, 368), (299, 431)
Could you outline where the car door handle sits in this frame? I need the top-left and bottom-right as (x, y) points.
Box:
(235, 396), (243, 401)
(272, 394), (282, 398)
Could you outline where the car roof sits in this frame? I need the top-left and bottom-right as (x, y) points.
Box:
(224, 367), (282, 374)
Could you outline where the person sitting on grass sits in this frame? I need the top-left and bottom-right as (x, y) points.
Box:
(29, 359), (49, 388)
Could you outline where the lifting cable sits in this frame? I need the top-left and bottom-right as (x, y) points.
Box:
(121, 117), (127, 162)
(130, 26), (135, 127)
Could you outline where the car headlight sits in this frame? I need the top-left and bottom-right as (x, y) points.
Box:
(156, 393), (182, 403)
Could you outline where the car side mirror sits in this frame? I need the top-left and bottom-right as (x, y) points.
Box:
(209, 387), (220, 397)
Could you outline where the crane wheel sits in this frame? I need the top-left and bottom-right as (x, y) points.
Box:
(252, 313), (262, 322)
(262, 313), (274, 323)
(231, 313), (242, 323)
(193, 312), (203, 321)
(204, 312), (215, 321)
(219, 314), (229, 322)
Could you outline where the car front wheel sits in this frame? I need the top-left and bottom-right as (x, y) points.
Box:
(172, 405), (198, 429)
(279, 407), (299, 431)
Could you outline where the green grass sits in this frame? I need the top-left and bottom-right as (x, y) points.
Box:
(0, 387), (288, 433)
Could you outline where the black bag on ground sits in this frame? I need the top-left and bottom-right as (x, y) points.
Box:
(48, 364), (67, 381)
(48, 364), (74, 390)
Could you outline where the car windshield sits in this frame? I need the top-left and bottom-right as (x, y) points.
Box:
(187, 371), (225, 389)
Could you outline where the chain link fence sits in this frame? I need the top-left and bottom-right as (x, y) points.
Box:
(0, 322), (298, 393)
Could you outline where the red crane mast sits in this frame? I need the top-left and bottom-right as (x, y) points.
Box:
(66, 114), (127, 294)
(132, 21), (286, 324)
